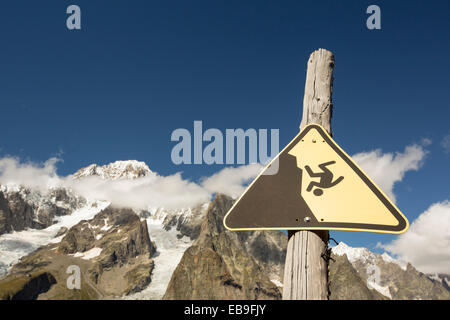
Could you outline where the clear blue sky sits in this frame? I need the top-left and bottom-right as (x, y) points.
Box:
(0, 0), (449, 250)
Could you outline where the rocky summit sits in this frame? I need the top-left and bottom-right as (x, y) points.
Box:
(72, 160), (153, 180)
(163, 194), (282, 300)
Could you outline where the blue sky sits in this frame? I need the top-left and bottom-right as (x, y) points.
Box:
(0, 1), (449, 255)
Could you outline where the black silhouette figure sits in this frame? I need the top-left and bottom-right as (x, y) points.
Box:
(304, 161), (344, 196)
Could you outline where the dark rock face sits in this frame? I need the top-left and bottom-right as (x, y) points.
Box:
(237, 231), (287, 285)
(0, 190), (36, 234)
(94, 208), (156, 269)
(0, 187), (86, 236)
(329, 253), (386, 300)
(55, 227), (68, 237)
(383, 264), (450, 300)
(125, 263), (155, 295)
(9, 273), (57, 300)
(333, 243), (450, 300)
(163, 194), (282, 300)
(0, 206), (155, 299)
(161, 204), (208, 240)
(434, 274), (450, 291)
(0, 192), (12, 234)
(58, 224), (96, 254)
(57, 207), (150, 256)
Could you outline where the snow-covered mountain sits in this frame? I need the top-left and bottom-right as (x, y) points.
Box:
(0, 184), (87, 235)
(72, 160), (153, 180)
(0, 159), (204, 241)
(0, 159), (448, 300)
(0, 160), (154, 237)
(331, 242), (450, 300)
(0, 160), (210, 298)
(0, 200), (109, 277)
(428, 274), (450, 291)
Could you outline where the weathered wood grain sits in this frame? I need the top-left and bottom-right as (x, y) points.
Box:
(283, 48), (334, 300)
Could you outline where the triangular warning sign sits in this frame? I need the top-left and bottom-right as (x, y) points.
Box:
(223, 124), (409, 234)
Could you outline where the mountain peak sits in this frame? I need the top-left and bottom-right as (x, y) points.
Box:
(332, 242), (371, 263)
(73, 160), (153, 180)
(332, 242), (408, 271)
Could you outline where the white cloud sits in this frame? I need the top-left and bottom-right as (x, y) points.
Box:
(0, 156), (62, 191)
(352, 143), (428, 203)
(0, 139), (428, 208)
(200, 163), (264, 198)
(64, 173), (211, 210)
(380, 200), (450, 274)
(0, 156), (263, 210)
(0, 140), (429, 213)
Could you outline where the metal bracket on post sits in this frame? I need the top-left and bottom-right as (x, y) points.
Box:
(321, 238), (339, 263)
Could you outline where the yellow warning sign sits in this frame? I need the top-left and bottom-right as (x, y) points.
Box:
(223, 124), (409, 234)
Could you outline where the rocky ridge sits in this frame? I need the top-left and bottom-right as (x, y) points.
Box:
(0, 185), (86, 236)
(331, 242), (450, 300)
(163, 194), (282, 300)
(0, 206), (156, 299)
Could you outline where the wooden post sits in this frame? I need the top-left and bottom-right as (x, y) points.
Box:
(282, 48), (335, 300)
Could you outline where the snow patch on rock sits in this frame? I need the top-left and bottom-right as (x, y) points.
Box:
(72, 247), (102, 260)
(0, 200), (109, 277)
